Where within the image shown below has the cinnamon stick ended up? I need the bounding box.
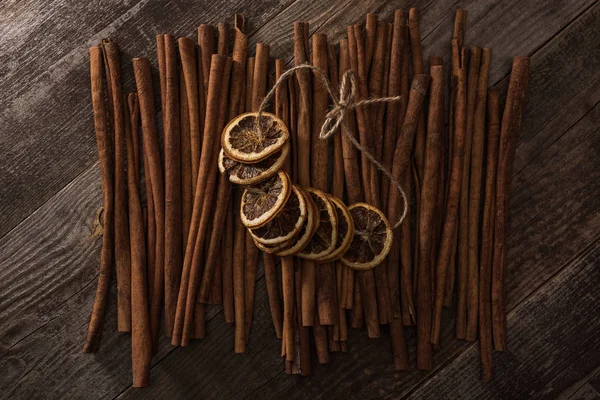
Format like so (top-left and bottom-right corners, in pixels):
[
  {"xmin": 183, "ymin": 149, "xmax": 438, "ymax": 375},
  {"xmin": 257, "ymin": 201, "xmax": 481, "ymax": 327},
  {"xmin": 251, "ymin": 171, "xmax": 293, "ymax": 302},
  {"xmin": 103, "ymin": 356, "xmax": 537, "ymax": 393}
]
[
  {"xmin": 245, "ymin": 57, "xmax": 255, "ymax": 114},
  {"xmin": 457, "ymin": 46, "xmax": 481, "ymax": 340},
  {"xmin": 311, "ymin": 34, "xmax": 336, "ymax": 327},
  {"xmin": 125, "ymin": 94, "xmax": 152, "ymax": 387},
  {"xmin": 102, "ymin": 39, "xmax": 131, "ymax": 333},
  {"xmin": 178, "ymin": 38, "xmax": 201, "ymax": 195},
  {"xmin": 198, "ymin": 24, "xmax": 215, "ymax": 96},
  {"xmin": 264, "ymin": 253, "xmax": 283, "ymax": 338},
  {"xmin": 217, "ymin": 22, "xmax": 229, "ymax": 56},
  {"xmin": 228, "ymin": 15, "xmax": 248, "ymax": 120},
  {"xmin": 233, "ymin": 188, "xmax": 246, "ymax": 353},
  {"xmin": 381, "ymin": 11, "xmax": 405, "ymax": 211},
  {"xmin": 222, "ymin": 198, "xmax": 235, "ymax": 323},
  {"xmin": 479, "ymin": 86, "xmax": 500, "ymax": 382},
  {"xmin": 174, "ymin": 54, "xmax": 226, "ymax": 346},
  {"xmin": 387, "ymin": 74, "xmax": 430, "ymax": 321},
  {"xmin": 161, "ymin": 34, "xmax": 182, "ymax": 338},
  {"xmin": 338, "ymin": 39, "xmax": 358, "ymax": 311},
  {"xmin": 282, "ymin": 256, "xmax": 295, "ymax": 361},
  {"xmin": 294, "ymin": 22, "xmax": 315, "ymax": 327},
  {"xmin": 132, "ymin": 57, "xmax": 165, "ymax": 349},
  {"xmin": 466, "ymin": 48, "xmax": 491, "ymax": 341},
  {"xmin": 445, "ymin": 11, "xmax": 467, "ymax": 307},
  {"xmin": 408, "ymin": 8, "xmax": 426, "ymax": 180},
  {"xmin": 417, "ymin": 64, "xmax": 444, "ymax": 370},
  {"xmin": 244, "ymin": 230, "xmax": 259, "ymax": 342},
  {"xmin": 348, "ymin": 25, "xmax": 380, "ymax": 338},
  {"xmin": 83, "ymin": 46, "xmax": 114, "ymax": 353},
  {"xmin": 364, "ymin": 13, "xmax": 378, "ymax": 73},
  {"xmin": 492, "ymin": 56, "xmax": 530, "ymax": 351},
  {"xmin": 180, "ymin": 69, "xmax": 193, "ymax": 253},
  {"xmin": 197, "ymin": 56, "xmax": 233, "ymax": 303},
  {"xmin": 295, "ymin": 263, "xmax": 312, "ymax": 375},
  {"xmin": 368, "ymin": 21, "xmax": 391, "ymax": 325},
  {"xmin": 432, "ymin": 47, "xmax": 467, "ymax": 345}
]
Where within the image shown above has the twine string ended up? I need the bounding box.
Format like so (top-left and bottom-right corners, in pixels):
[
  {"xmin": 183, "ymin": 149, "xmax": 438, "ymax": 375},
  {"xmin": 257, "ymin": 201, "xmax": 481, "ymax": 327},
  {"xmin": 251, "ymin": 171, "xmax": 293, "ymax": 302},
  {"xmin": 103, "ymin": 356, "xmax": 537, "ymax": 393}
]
[{"xmin": 256, "ymin": 64, "xmax": 407, "ymax": 229}]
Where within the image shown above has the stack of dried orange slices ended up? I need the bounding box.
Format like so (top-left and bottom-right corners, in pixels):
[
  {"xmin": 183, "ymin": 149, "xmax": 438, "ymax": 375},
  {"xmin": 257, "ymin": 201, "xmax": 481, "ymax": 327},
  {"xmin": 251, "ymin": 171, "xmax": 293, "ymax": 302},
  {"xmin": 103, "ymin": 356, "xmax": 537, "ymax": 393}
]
[{"xmin": 219, "ymin": 111, "xmax": 393, "ymax": 270}]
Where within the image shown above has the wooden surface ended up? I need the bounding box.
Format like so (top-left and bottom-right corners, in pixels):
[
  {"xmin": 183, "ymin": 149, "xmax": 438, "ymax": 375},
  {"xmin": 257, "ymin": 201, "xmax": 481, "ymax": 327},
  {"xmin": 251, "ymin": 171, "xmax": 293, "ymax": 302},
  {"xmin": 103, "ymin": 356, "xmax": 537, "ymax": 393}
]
[{"xmin": 0, "ymin": 0, "xmax": 599, "ymax": 398}]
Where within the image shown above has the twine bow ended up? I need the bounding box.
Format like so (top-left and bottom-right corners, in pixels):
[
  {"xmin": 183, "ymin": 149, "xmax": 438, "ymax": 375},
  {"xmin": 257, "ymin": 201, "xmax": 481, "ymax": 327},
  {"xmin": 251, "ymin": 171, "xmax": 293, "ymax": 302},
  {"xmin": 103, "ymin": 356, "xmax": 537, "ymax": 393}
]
[{"xmin": 257, "ymin": 64, "xmax": 408, "ymax": 229}]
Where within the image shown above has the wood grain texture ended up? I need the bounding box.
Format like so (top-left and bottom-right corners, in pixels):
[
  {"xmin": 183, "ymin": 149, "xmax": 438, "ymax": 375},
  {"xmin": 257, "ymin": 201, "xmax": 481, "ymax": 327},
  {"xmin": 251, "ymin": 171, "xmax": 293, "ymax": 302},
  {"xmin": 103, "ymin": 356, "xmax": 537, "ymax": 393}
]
[{"xmin": 0, "ymin": 0, "xmax": 599, "ymax": 398}]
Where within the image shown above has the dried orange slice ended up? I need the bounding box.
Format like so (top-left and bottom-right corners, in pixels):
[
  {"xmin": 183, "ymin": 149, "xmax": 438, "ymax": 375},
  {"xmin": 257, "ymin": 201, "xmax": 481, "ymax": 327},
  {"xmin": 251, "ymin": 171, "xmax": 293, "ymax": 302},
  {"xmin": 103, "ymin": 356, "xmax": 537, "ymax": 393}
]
[
  {"xmin": 222, "ymin": 112, "xmax": 289, "ymax": 163},
  {"xmin": 253, "ymin": 238, "xmax": 293, "ymax": 254},
  {"xmin": 240, "ymin": 171, "xmax": 291, "ymax": 228},
  {"xmin": 218, "ymin": 142, "xmax": 289, "ymax": 185},
  {"xmin": 250, "ymin": 185, "xmax": 307, "ymax": 245},
  {"xmin": 341, "ymin": 203, "xmax": 393, "ymax": 270},
  {"xmin": 316, "ymin": 195, "xmax": 355, "ymax": 263},
  {"xmin": 275, "ymin": 188, "xmax": 319, "ymax": 257},
  {"xmin": 297, "ymin": 188, "xmax": 338, "ymax": 260}
]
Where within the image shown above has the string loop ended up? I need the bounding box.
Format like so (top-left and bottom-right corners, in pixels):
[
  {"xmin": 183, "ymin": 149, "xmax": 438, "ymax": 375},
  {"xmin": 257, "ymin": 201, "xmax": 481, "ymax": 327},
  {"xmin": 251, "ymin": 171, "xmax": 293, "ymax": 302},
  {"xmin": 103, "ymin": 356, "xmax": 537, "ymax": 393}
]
[{"xmin": 257, "ymin": 64, "xmax": 408, "ymax": 229}]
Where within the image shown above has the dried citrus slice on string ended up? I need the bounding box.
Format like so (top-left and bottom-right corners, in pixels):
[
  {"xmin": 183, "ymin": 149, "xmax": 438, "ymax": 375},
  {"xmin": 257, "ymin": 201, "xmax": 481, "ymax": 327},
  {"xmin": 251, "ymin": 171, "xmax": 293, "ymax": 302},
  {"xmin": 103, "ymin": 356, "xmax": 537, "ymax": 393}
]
[
  {"xmin": 250, "ymin": 185, "xmax": 307, "ymax": 245},
  {"xmin": 253, "ymin": 238, "xmax": 293, "ymax": 254},
  {"xmin": 240, "ymin": 171, "xmax": 291, "ymax": 228},
  {"xmin": 275, "ymin": 188, "xmax": 319, "ymax": 257},
  {"xmin": 316, "ymin": 195, "xmax": 355, "ymax": 263},
  {"xmin": 341, "ymin": 203, "xmax": 393, "ymax": 270},
  {"xmin": 218, "ymin": 142, "xmax": 289, "ymax": 185},
  {"xmin": 222, "ymin": 112, "xmax": 289, "ymax": 163},
  {"xmin": 297, "ymin": 188, "xmax": 338, "ymax": 260}
]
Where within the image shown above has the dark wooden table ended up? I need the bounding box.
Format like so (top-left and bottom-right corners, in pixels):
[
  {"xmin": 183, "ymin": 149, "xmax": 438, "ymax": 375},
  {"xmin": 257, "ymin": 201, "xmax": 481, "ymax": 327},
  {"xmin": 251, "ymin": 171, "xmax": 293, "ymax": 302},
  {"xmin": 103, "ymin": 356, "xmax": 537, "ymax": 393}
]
[{"xmin": 1, "ymin": 0, "xmax": 599, "ymax": 398}]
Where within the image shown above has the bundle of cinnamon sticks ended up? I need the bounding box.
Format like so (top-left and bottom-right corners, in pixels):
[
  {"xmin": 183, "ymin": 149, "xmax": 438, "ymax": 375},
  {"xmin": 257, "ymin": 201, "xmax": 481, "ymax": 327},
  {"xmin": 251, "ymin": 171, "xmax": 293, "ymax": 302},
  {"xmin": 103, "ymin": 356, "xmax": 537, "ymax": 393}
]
[{"xmin": 84, "ymin": 8, "xmax": 529, "ymax": 387}]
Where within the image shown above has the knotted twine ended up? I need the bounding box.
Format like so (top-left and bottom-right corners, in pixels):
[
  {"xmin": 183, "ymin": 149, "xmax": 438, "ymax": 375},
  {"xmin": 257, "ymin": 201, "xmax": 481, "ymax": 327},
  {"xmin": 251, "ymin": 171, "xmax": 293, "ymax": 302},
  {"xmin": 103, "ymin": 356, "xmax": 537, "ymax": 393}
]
[{"xmin": 256, "ymin": 64, "xmax": 407, "ymax": 229}]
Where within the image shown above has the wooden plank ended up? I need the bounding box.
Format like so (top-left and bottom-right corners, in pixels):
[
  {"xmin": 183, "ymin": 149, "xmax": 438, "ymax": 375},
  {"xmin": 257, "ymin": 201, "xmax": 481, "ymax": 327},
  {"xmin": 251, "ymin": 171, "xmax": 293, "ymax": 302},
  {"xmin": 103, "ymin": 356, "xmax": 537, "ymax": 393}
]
[
  {"xmin": 0, "ymin": 0, "xmax": 294, "ymax": 239},
  {"xmin": 406, "ymin": 237, "xmax": 600, "ymax": 399}
]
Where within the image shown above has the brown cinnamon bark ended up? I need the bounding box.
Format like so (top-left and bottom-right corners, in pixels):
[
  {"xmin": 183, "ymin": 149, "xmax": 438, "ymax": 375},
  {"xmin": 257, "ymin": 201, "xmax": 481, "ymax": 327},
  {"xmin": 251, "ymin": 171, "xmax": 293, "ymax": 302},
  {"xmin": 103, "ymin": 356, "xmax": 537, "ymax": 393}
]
[
  {"xmin": 466, "ymin": 48, "xmax": 491, "ymax": 341},
  {"xmin": 293, "ymin": 22, "xmax": 315, "ymax": 327},
  {"xmin": 387, "ymin": 74, "xmax": 430, "ymax": 322},
  {"xmin": 310, "ymin": 34, "xmax": 336, "ymax": 327},
  {"xmin": 178, "ymin": 38, "xmax": 201, "ymax": 195},
  {"xmin": 282, "ymin": 256, "xmax": 295, "ymax": 361},
  {"xmin": 386, "ymin": 27, "xmax": 409, "ymax": 365},
  {"xmin": 161, "ymin": 34, "xmax": 182, "ymax": 338},
  {"xmin": 125, "ymin": 94, "xmax": 152, "ymax": 387},
  {"xmin": 417, "ymin": 65, "xmax": 444, "ymax": 370},
  {"xmin": 102, "ymin": 39, "xmax": 131, "ymax": 333},
  {"xmin": 180, "ymin": 70, "xmax": 192, "ymax": 253},
  {"xmin": 364, "ymin": 13, "xmax": 378, "ymax": 73},
  {"xmin": 348, "ymin": 25, "xmax": 380, "ymax": 338},
  {"xmin": 492, "ymin": 56, "xmax": 530, "ymax": 351},
  {"xmin": 83, "ymin": 46, "xmax": 114, "ymax": 353},
  {"xmin": 457, "ymin": 46, "xmax": 481, "ymax": 340},
  {"xmin": 368, "ymin": 21, "xmax": 391, "ymax": 325},
  {"xmin": 217, "ymin": 22, "xmax": 229, "ymax": 56},
  {"xmin": 233, "ymin": 189, "xmax": 246, "ymax": 353},
  {"xmin": 251, "ymin": 44, "xmax": 270, "ymax": 111},
  {"xmin": 338, "ymin": 39, "xmax": 358, "ymax": 311},
  {"xmin": 480, "ymin": 86, "xmax": 500, "ymax": 382},
  {"xmin": 381, "ymin": 11, "xmax": 405, "ymax": 211},
  {"xmin": 228, "ymin": 17, "xmax": 248, "ymax": 120},
  {"xmin": 175, "ymin": 54, "xmax": 226, "ymax": 346},
  {"xmin": 445, "ymin": 11, "xmax": 467, "ymax": 307},
  {"xmin": 432, "ymin": 47, "xmax": 467, "ymax": 345},
  {"xmin": 132, "ymin": 57, "xmax": 165, "ymax": 350},
  {"xmin": 263, "ymin": 253, "xmax": 283, "ymax": 338},
  {"xmin": 222, "ymin": 199, "xmax": 234, "ymax": 323},
  {"xmin": 244, "ymin": 230, "xmax": 260, "ymax": 342},
  {"xmin": 198, "ymin": 56, "xmax": 233, "ymax": 304},
  {"xmin": 408, "ymin": 8, "xmax": 426, "ymax": 181},
  {"xmin": 198, "ymin": 24, "xmax": 215, "ymax": 96}
]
